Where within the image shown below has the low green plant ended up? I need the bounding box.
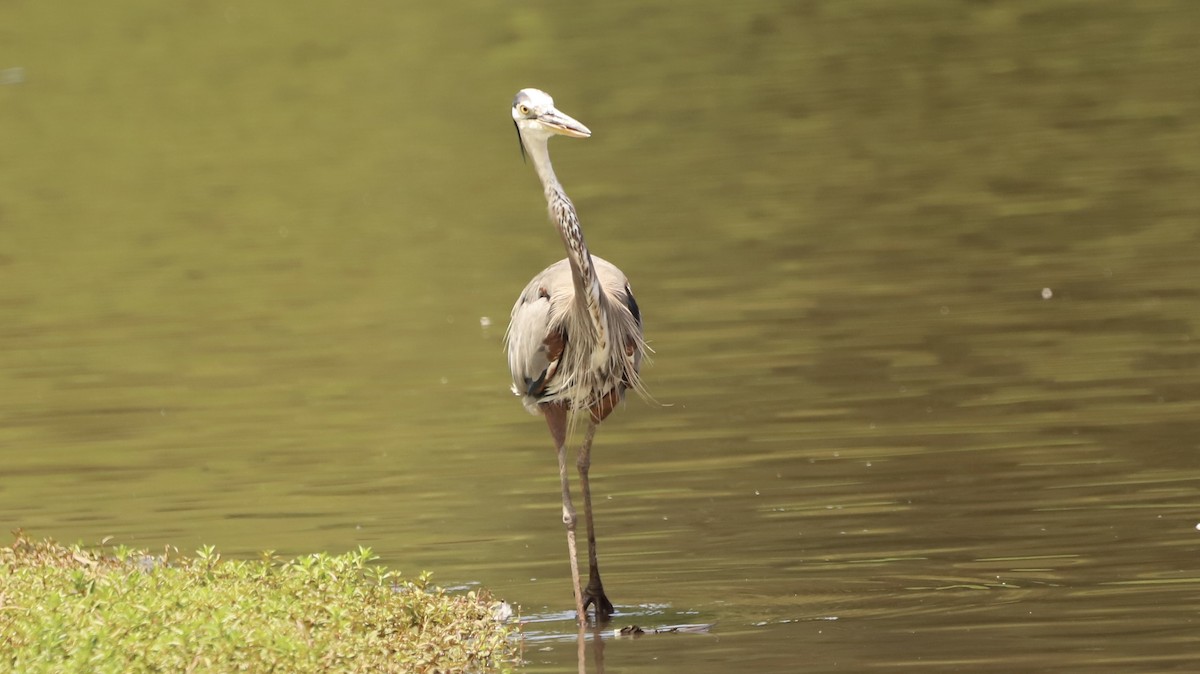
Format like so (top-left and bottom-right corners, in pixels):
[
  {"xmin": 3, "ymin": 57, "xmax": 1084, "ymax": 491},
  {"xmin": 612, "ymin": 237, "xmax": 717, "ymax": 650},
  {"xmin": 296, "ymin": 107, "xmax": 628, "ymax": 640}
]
[{"xmin": 0, "ymin": 531, "xmax": 517, "ymax": 673}]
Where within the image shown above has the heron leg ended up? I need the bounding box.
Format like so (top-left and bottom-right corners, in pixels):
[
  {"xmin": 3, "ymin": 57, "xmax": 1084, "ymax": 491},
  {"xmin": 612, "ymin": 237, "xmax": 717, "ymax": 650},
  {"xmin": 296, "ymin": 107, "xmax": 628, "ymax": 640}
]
[
  {"xmin": 578, "ymin": 420, "xmax": 615, "ymax": 619},
  {"xmin": 545, "ymin": 405, "xmax": 586, "ymax": 623}
]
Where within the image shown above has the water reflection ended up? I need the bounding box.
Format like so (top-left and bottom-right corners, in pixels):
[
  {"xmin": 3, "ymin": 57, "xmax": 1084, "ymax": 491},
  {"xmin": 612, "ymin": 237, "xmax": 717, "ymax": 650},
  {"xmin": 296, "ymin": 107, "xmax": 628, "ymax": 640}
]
[{"xmin": 521, "ymin": 614, "xmax": 714, "ymax": 674}]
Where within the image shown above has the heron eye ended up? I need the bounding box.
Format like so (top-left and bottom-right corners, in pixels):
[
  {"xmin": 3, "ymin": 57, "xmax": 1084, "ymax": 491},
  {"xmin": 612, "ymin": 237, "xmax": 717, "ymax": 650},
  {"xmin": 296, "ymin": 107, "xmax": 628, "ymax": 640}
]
[{"xmin": 518, "ymin": 104, "xmax": 530, "ymax": 115}]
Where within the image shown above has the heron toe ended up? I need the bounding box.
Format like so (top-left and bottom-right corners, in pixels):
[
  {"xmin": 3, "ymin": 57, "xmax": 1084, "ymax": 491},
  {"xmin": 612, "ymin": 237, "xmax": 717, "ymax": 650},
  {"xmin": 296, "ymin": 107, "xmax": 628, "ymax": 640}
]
[{"xmin": 583, "ymin": 584, "xmax": 615, "ymax": 619}]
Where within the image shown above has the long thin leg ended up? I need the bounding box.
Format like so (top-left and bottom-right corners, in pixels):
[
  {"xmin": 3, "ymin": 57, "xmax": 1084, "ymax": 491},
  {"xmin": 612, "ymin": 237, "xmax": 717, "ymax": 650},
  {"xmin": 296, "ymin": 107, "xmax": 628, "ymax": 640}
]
[
  {"xmin": 578, "ymin": 420, "xmax": 615, "ymax": 619},
  {"xmin": 545, "ymin": 404, "xmax": 586, "ymax": 622}
]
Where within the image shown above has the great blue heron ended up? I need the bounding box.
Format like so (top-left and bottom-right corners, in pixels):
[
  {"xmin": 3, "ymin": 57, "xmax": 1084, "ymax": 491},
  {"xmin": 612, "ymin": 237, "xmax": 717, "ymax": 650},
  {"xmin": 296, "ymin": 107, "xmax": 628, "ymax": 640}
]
[{"xmin": 504, "ymin": 88, "xmax": 646, "ymax": 622}]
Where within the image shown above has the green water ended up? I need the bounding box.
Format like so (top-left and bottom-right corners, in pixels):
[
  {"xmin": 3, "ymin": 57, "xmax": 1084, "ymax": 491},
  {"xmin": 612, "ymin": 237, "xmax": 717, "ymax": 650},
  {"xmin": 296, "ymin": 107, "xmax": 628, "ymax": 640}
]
[{"xmin": 3, "ymin": 1, "xmax": 1199, "ymax": 671}]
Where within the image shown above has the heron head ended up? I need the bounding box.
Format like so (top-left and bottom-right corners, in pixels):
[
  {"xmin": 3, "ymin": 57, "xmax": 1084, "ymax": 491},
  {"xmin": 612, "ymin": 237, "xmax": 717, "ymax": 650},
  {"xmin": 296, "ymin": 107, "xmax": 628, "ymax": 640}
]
[{"xmin": 512, "ymin": 89, "xmax": 591, "ymax": 160}]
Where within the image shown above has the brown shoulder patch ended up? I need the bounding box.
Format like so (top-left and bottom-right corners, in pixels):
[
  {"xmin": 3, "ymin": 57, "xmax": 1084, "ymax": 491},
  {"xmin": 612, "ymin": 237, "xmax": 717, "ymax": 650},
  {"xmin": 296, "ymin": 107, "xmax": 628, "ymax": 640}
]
[{"xmin": 529, "ymin": 329, "xmax": 566, "ymax": 398}]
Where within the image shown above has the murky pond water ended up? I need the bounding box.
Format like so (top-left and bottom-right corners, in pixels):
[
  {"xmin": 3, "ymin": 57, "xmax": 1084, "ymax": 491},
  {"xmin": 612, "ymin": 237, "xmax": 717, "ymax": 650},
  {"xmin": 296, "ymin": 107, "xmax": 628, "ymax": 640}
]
[{"xmin": 3, "ymin": 1, "xmax": 1199, "ymax": 671}]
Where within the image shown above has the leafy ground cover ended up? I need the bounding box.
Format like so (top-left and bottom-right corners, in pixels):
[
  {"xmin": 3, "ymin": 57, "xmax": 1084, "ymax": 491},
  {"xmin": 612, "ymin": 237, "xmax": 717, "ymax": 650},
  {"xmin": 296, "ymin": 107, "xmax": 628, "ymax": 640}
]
[{"xmin": 0, "ymin": 532, "xmax": 516, "ymax": 673}]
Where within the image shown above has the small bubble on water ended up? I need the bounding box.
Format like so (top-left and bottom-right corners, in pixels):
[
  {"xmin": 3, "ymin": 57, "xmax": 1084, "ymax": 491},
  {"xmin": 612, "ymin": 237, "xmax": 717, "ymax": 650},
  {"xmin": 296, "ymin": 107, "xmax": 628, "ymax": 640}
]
[
  {"xmin": 1041, "ymin": 287, "xmax": 1053, "ymax": 300},
  {"xmin": 939, "ymin": 305, "xmax": 950, "ymax": 315},
  {"xmin": 1195, "ymin": 523, "xmax": 1200, "ymax": 531},
  {"xmin": 479, "ymin": 316, "xmax": 492, "ymax": 327},
  {"xmin": 0, "ymin": 67, "xmax": 25, "ymax": 85}
]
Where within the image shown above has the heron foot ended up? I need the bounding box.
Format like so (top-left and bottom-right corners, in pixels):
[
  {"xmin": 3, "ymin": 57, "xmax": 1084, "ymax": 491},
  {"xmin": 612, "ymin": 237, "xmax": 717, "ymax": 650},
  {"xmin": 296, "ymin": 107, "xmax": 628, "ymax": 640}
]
[{"xmin": 582, "ymin": 582, "xmax": 615, "ymax": 620}]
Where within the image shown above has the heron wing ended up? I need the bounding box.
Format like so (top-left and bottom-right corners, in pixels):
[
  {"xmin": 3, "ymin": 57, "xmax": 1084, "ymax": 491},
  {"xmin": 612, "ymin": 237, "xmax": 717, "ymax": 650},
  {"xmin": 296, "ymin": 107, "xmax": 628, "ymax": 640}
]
[{"xmin": 506, "ymin": 261, "xmax": 573, "ymax": 413}]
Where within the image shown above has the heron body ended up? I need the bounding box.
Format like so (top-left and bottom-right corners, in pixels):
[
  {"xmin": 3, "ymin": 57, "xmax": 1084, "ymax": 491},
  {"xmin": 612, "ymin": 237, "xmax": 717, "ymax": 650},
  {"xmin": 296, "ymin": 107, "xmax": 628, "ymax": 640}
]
[
  {"xmin": 503, "ymin": 88, "xmax": 646, "ymax": 622},
  {"xmin": 508, "ymin": 256, "xmax": 642, "ymax": 417}
]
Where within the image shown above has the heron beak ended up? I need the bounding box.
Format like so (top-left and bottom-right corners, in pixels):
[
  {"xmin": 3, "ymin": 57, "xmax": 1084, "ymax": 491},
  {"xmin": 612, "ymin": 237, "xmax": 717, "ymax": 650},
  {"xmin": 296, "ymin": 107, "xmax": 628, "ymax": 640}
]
[{"xmin": 539, "ymin": 108, "xmax": 591, "ymax": 138}]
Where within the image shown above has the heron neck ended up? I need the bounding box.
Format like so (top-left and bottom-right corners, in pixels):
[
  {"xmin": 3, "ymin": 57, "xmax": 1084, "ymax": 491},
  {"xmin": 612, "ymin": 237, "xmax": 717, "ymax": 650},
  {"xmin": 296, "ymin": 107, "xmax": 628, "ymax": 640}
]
[
  {"xmin": 526, "ymin": 138, "xmax": 560, "ymax": 196},
  {"xmin": 527, "ymin": 138, "xmax": 606, "ymax": 332}
]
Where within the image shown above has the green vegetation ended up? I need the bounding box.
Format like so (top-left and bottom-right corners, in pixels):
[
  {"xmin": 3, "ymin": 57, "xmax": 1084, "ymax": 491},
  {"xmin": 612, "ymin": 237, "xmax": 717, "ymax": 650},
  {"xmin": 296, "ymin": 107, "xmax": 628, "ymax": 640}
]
[{"xmin": 0, "ymin": 532, "xmax": 517, "ymax": 673}]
